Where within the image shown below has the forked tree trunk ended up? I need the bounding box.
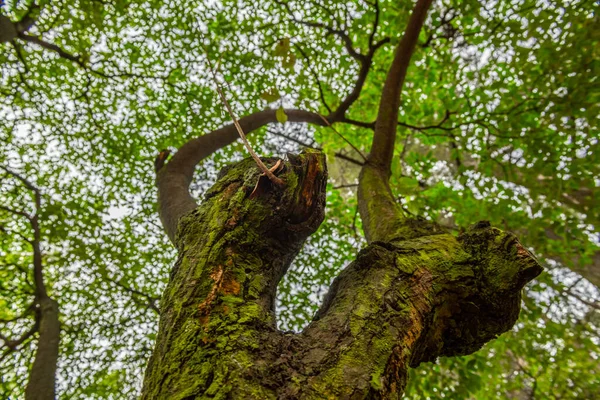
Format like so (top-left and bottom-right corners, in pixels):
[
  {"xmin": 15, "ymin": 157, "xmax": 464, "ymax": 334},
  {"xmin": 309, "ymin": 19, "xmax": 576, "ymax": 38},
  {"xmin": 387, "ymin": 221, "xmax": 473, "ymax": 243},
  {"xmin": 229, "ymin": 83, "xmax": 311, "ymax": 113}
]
[{"xmin": 142, "ymin": 151, "xmax": 541, "ymax": 399}]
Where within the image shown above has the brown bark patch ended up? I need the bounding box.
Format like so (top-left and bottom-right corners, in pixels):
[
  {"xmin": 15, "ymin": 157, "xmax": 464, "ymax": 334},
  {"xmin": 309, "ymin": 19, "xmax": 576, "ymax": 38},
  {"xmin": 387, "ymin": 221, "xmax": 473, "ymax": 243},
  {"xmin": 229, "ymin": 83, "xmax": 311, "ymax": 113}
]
[
  {"xmin": 198, "ymin": 266, "xmax": 225, "ymax": 323},
  {"xmin": 301, "ymin": 157, "xmax": 321, "ymax": 209}
]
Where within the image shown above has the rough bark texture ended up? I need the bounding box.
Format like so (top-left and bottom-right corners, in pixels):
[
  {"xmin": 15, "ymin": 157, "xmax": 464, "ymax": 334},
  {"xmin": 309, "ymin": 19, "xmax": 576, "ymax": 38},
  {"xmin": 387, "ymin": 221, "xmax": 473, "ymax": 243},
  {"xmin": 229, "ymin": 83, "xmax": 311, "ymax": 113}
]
[
  {"xmin": 143, "ymin": 150, "xmax": 328, "ymax": 398},
  {"xmin": 145, "ymin": 1, "xmax": 543, "ymax": 398},
  {"xmin": 156, "ymin": 109, "xmax": 326, "ymax": 243},
  {"xmin": 143, "ymin": 152, "xmax": 542, "ymax": 399}
]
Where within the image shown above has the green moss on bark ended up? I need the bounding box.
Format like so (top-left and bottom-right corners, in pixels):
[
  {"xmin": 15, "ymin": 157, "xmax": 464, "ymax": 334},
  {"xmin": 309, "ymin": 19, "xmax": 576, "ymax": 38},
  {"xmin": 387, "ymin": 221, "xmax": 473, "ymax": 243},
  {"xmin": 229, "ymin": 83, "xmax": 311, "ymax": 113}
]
[
  {"xmin": 142, "ymin": 151, "xmax": 327, "ymax": 399},
  {"xmin": 143, "ymin": 152, "xmax": 541, "ymax": 399}
]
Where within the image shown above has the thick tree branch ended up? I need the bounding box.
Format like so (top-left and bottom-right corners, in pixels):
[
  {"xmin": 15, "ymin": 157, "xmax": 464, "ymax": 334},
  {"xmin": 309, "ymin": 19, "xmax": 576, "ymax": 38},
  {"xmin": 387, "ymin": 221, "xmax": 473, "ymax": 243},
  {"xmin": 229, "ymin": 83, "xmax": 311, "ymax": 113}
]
[
  {"xmin": 358, "ymin": 0, "xmax": 433, "ymax": 243},
  {"xmin": 144, "ymin": 157, "xmax": 542, "ymax": 398},
  {"xmin": 369, "ymin": 0, "xmax": 433, "ymax": 173},
  {"xmin": 301, "ymin": 226, "xmax": 541, "ymax": 397},
  {"xmin": 143, "ymin": 152, "xmax": 328, "ymax": 397}
]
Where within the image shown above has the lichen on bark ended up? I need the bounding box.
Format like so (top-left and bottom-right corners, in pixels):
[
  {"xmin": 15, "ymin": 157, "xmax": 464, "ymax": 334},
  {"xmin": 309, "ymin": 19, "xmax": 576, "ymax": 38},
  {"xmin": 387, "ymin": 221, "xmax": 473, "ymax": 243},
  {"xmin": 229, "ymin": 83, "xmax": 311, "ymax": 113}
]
[
  {"xmin": 142, "ymin": 150, "xmax": 327, "ymax": 399},
  {"xmin": 143, "ymin": 150, "xmax": 542, "ymax": 399}
]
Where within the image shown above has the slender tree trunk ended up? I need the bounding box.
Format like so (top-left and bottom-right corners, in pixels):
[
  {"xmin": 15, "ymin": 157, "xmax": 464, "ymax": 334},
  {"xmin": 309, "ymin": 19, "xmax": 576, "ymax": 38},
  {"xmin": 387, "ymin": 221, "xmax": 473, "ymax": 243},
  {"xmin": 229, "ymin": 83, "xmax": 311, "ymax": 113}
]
[
  {"xmin": 0, "ymin": 167, "xmax": 61, "ymax": 400},
  {"xmin": 25, "ymin": 297, "xmax": 60, "ymax": 400}
]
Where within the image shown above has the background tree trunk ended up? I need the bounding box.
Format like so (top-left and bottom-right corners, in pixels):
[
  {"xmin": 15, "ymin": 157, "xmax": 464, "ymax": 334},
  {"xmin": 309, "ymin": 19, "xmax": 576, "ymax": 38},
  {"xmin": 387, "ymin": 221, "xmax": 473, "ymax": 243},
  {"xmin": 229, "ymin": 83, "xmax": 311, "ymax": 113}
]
[{"xmin": 24, "ymin": 297, "xmax": 60, "ymax": 400}]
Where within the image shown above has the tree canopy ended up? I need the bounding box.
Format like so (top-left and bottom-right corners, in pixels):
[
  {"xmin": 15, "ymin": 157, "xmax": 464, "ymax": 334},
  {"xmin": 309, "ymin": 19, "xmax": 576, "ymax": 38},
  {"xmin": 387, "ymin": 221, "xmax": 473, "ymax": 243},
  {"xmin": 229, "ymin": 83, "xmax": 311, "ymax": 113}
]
[{"xmin": 0, "ymin": 0, "xmax": 598, "ymax": 398}]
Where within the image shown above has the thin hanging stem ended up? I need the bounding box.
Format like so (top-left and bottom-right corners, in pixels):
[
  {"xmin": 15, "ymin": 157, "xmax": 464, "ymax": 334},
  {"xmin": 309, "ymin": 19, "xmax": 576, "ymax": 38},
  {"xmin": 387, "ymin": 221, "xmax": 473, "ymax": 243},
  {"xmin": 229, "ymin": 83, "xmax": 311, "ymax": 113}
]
[{"xmin": 203, "ymin": 47, "xmax": 284, "ymax": 187}]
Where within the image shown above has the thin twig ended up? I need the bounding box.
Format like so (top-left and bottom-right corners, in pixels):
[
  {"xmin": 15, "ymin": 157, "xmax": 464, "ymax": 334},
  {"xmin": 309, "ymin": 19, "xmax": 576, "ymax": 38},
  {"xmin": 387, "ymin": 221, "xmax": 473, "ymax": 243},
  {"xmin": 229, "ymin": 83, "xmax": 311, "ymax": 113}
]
[
  {"xmin": 317, "ymin": 113, "xmax": 367, "ymax": 161},
  {"xmin": 203, "ymin": 46, "xmax": 284, "ymax": 187},
  {"xmin": 333, "ymin": 183, "xmax": 358, "ymax": 189},
  {"xmin": 268, "ymin": 129, "xmax": 364, "ymax": 166}
]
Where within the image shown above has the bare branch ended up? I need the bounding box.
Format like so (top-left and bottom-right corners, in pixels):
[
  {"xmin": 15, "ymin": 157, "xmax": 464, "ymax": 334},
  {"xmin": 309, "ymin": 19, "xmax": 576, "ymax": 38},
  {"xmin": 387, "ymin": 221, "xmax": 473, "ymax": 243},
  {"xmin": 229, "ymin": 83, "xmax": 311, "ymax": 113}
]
[
  {"xmin": 275, "ymin": 0, "xmax": 363, "ymax": 60},
  {"xmin": 268, "ymin": 129, "xmax": 364, "ymax": 167},
  {"xmin": 106, "ymin": 276, "xmax": 160, "ymax": 314},
  {"xmin": 17, "ymin": 33, "xmax": 84, "ymax": 66},
  {"xmin": 293, "ymin": 43, "xmax": 332, "ymax": 113},
  {"xmin": 204, "ymin": 48, "xmax": 284, "ymax": 187}
]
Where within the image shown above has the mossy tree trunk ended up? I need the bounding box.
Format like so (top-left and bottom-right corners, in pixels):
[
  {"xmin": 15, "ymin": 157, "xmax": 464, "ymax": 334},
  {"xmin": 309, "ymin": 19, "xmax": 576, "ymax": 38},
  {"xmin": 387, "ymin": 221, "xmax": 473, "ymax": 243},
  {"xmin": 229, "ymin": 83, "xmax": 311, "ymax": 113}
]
[
  {"xmin": 144, "ymin": 0, "xmax": 542, "ymax": 397},
  {"xmin": 143, "ymin": 151, "xmax": 540, "ymax": 399}
]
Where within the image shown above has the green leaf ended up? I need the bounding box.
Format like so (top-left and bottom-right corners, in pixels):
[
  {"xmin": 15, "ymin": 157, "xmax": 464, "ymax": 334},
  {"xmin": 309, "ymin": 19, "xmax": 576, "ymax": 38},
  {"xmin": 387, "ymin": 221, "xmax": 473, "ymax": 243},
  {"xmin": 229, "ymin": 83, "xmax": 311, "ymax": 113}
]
[
  {"xmin": 282, "ymin": 53, "xmax": 296, "ymax": 69},
  {"xmin": 273, "ymin": 38, "xmax": 290, "ymax": 57},
  {"xmin": 260, "ymin": 88, "xmax": 280, "ymax": 102},
  {"xmin": 276, "ymin": 106, "xmax": 288, "ymax": 123},
  {"xmin": 397, "ymin": 177, "xmax": 420, "ymax": 195}
]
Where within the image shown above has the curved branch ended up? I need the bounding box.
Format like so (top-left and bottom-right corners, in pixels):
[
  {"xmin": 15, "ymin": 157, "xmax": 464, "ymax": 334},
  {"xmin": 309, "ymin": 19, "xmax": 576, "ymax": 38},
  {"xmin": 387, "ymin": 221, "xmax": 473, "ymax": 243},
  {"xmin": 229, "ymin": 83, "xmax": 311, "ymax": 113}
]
[{"xmin": 156, "ymin": 1, "xmax": 391, "ymax": 244}]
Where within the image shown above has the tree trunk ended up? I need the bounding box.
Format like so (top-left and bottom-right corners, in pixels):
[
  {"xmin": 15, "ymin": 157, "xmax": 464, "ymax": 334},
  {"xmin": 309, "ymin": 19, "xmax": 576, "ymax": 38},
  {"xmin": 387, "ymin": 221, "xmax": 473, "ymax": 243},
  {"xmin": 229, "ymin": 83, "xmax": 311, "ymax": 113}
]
[
  {"xmin": 142, "ymin": 151, "xmax": 541, "ymax": 399},
  {"xmin": 24, "ymin": 297, "xmax": 60, "ymax": 400}
]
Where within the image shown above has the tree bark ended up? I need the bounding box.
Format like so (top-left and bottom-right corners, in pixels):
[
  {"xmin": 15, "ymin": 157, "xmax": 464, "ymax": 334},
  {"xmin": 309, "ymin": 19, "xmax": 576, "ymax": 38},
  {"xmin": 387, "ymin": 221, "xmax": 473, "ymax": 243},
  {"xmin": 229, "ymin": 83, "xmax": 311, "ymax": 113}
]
[
  {"xmin": 142, "ymin": 153, "xmax": 541, "ymax": 398},
  {"xmin": 145, "ymin": 1, "xmax": 542, "ymax": 397},
  {"xmin": 358, "ymin": 0, "xmax": 433, "ymax": 244},
  {"xmin": 1, "ymin": 167, "xmax": 62, "ymax": 400},
  {"xmin": 24, "ymin": 297, "xmax": 60, "ymax": 400},
  {"xmin": 156, "ymin": 109, "xmax": 326, "ymax": 243}
]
